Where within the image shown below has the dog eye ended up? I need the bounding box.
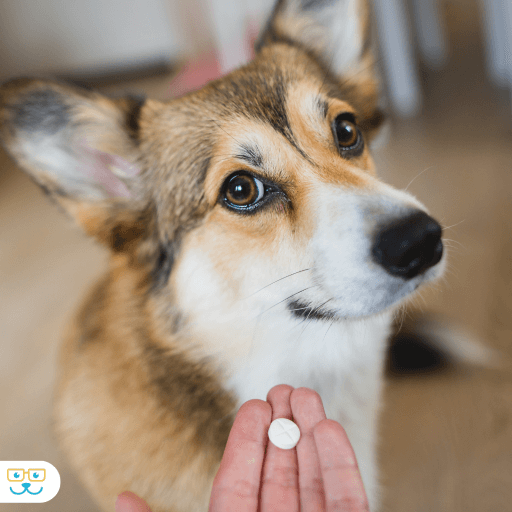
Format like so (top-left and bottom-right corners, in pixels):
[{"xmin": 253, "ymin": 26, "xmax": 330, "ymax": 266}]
[
  {"xmin": 224, "ymin": 173, "xmax": 265, "ymax": 208},
  {"xmin": 332, "ymin": 114, "xmax": 363, "ymax": 156}
]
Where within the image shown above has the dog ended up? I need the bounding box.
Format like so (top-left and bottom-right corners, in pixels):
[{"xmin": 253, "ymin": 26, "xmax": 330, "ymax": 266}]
[{"xmin": 0, "ymin": 0, "xmax": 447, "ymax": 510}]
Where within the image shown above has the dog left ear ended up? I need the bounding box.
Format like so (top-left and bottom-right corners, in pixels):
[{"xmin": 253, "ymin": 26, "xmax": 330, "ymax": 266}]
[
  {"xmin": 0, "ymin": 78, "xmax": 151, "ymax": 250},
  {"xmin": 258, "ymin": 0, "xmax": 383, "ymax": 130}
]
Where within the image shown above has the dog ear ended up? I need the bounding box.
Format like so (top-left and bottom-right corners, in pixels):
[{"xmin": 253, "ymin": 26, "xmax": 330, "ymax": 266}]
[
  {"xmin": 258, "ymin": 0, "xmax": 383, "ymax": 130},
  {"xmin": 0, "ymin": 78, "xmax": 152, "ymax": 250}
]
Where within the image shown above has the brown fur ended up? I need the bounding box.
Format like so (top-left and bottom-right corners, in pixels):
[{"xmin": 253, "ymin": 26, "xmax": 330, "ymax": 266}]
[{"xmin": 0, "ymin": 2, "xmax": 389, "ymax": 510}]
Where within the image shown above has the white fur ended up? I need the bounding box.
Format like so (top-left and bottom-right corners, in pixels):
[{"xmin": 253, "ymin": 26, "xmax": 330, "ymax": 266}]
[
  {"xmin": 177, "ymin": 252, "xmax": 391, "ymax": 507},
  {"xmin": 310, "ymin": 179, "xmax": 446, "ymax": 318}
]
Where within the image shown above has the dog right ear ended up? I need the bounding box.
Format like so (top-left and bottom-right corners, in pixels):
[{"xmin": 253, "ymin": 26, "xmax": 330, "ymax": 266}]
[
  {"xmin": 0, "ymin": 78, "xmax": 153, "ymax": 251},
  {"xmin": 258, "ymin": 0, "xmax": 383, "ymax": 130}
]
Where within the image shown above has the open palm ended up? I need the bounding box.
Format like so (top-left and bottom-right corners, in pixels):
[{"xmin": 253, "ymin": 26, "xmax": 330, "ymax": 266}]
[{"xmin": 116, "ymin": 385, "xmax": 369, "ymax": 512}]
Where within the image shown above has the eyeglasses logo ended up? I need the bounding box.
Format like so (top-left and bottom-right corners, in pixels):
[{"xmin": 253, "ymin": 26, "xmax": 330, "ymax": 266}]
[{"xmin": 1, "ymin": 462, "xmax": 60, "ymax": 503}]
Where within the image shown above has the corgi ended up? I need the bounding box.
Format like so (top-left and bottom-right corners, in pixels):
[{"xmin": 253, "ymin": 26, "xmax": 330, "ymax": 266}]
[{"xmin": 0, "ymin": 0, "xmax": 447, "ymax": 510}]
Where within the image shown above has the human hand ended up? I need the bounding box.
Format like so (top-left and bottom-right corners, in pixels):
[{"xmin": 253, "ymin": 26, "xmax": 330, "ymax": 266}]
[
  {"xmin": 115, "ymin": 385, "xmax": 369, "ymax": 512},
  {"xmin": 115, "ymin": 491, "xmax": 151, "ymax": 512}
]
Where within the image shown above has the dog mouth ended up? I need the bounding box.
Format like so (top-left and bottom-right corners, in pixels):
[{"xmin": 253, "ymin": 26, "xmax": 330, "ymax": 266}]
[
  {"xmin": 287, "ymin": 299, "xmax": 338, "ymax": 321},
  {"xmin": 287, "ymin": 271, "xmax": 430, "ymax": 321}
]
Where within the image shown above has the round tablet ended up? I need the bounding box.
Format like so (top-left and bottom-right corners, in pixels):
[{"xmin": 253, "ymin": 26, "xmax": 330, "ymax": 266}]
[{"xmin": 268, "ymin": 418, "xmax": 301, "ymax": 449}]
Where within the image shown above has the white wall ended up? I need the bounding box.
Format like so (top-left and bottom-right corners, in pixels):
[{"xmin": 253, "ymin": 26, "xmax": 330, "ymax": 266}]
[{"xmin": 0, "ymin": 0, "xmax": 183, "ymax": 80}]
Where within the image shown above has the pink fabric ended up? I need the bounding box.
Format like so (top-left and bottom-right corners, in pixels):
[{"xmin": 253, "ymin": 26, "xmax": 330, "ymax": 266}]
[
  {"xmin": 168, "ymin": 24, "xmax": 258, "ymax": 98},
  {"xmin": 167, "ymin": 50, "xmax": 222, "ymax": 97}
]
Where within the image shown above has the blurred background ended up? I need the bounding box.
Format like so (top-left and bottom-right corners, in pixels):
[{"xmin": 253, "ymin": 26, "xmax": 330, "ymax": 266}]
[{"xmin": 1, "ymin": 0, "xmax": 512, "ymax": 510}]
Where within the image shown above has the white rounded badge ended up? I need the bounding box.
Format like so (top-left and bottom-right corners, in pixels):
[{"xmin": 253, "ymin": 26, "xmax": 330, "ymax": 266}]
[
  {"xmin": 268, "ymin": 418, "xmax": 301, "ymax": 449},
  {"xmin": 0, "ymin": 461, "xmax": 60, "ymax": 503}
]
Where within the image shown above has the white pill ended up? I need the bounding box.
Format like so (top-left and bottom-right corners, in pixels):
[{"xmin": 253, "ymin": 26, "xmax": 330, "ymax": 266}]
[{"xmin": 268, "ymin": 418, "xmax": 301, "ymax": 449}]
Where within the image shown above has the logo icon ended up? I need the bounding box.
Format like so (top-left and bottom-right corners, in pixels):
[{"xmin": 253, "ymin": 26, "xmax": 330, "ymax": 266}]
[
  {"xmin": 8, "ymin": 468, "xmax": 46, "ymax": 495},
  {"xmin": 1, "ymin": 462, "xmax": 60, "ymax": 503}
]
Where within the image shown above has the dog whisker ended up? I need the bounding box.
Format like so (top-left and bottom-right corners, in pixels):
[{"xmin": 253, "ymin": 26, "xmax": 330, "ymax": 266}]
[
  {"xmin": 396, "ymin": 305, "xmax": 408, "ymax": 334},
  {"xmin": 259, "ymin": 286, "xmax": 317, "ymax": 316},
  {"xmin": 245, "ymin": 268, "xmax": 312, "ymax": 299},
  {"xmin": 442, "ymin": 219, "xmax": 466, "ymax": 231},
  {"xmin": 321, "ymin": 318, "xmax": 336, "ymax": 344},
  {"xmin": 404, "ymin": 166, "xmax": 434, "ymax": 193},
  {"xmin": 294, "ymin": 298, "xmax": 317, "ymax": 326},
  {"xmin": 294, "ymin": 298, "xmax": 334, "ymax": 343},
  {"xmin": 289, "ymin": 297, "xmax": 334, "ymax": 317},
  {"xmin": 442, "ymin": 238, "xmax": 466, "ymax": 253},
  {"xmin": 295, "ymin": 318, "xmax": 314, "ymax": 343},
  {"xmin": 249, "ymin": 284, "xmax": 320, "ymax": 346},
  {"xmin": 289, "ymin": 305, "xmax": 310, "ymax": 312},
  {"xmin": 209, "ymin": 119, "xmax": 245, "ymax": 149},
  {"xmin": 314, "ymin": 298, "xmax": 335, "ymax": 314},
  {"xmin": 415, "ymin": 290, "xmax": 428, "ymax": 312},
  {"xmin": 443, "ymin": 237, "xmax": 465, "ymax": 247}
]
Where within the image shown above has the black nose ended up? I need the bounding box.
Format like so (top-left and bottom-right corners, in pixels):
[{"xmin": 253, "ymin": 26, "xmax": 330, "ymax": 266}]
[{"xmin": 372, "ymin": 211, "xmax": 443, "ymax": 280}]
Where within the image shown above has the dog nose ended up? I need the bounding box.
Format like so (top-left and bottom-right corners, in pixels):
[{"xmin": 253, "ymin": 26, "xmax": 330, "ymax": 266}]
[
  {"xmin": 22, "ymin": 483, "xmax": 31, "ymax": 489},
  {"xmin": 372, "ymin": 210, "xmax": 443, "ymax": 279}
]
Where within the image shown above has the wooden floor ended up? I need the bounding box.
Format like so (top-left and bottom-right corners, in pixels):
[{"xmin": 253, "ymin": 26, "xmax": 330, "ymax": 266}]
[{"xmin": 2, "ymin": 11, "xmax": 512, "ymax": 512}]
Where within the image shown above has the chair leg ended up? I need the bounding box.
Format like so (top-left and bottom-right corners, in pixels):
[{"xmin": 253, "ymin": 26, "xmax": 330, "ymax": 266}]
[
  {"xmin": 372, "ymin": 0, "xmax": 422, "ymax": 117},
  {"xmin": 479, "ymin": 0, "xmax": 509, "ymax": 87},
  {"xmin": 410, "ymin": 0, "xmax": 447, "ymax": 68}
]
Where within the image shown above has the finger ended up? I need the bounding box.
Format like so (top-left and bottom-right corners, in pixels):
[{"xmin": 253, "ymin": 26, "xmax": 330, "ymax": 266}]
[
  {"xmin": 290, "ymin": 387, "xmax": 328, "ymax": 512},
  {"xmin": 313, "ymin": 420, "xmax": 369, "ymax": 512},
  {"xmin": 209, "ymin": 399, "xmax": 272, "ymax": 512},
  {"xmin": 260, "ymin": 384, "xmax": 299, "ymax": 512},
  {"xmin": 115, "ymin": 491, "xmax": 152, "ymax": 512}
]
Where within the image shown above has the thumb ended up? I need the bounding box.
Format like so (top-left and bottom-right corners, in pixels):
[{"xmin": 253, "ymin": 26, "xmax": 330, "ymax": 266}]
[{"xmin": 115, "ymin": 491, "xmax": 152, "ymax": 512}]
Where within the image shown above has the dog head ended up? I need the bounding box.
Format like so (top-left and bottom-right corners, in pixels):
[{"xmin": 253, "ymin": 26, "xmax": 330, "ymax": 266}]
[{"xmin": 0, "ymin": 0, "xmax": 445, "ymax": 340}]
